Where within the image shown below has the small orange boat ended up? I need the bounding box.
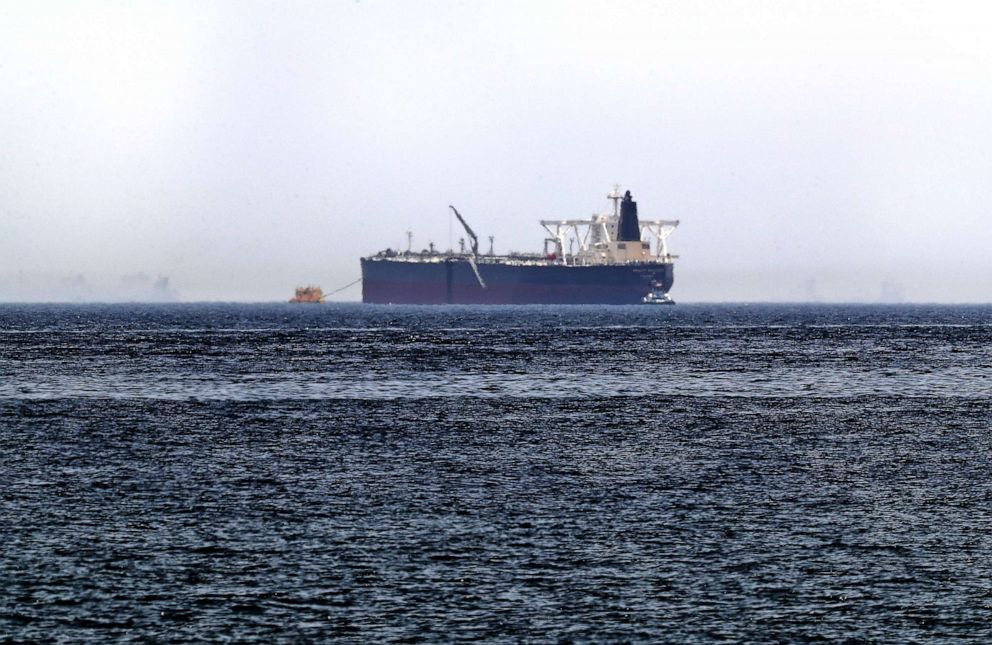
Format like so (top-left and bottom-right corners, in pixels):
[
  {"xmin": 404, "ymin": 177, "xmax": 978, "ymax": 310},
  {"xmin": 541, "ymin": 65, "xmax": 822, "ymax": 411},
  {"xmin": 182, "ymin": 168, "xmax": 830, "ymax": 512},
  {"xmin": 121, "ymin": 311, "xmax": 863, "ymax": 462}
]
[{"xmin": 289, "ymin": 286, "xmax": 325, "ymax": 303}]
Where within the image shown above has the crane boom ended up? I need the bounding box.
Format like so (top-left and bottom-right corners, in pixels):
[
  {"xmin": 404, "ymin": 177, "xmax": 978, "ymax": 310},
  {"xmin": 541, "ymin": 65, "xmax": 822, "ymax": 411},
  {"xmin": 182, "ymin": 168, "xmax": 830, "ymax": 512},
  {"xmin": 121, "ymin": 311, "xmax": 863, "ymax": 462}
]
[
  {"xmin": 449, "ymin": 205, "xmax": 479, "ymax": 256},
  {"xmin": 448, "ymin": 205, "xmax": 486, "ymax": 288}
]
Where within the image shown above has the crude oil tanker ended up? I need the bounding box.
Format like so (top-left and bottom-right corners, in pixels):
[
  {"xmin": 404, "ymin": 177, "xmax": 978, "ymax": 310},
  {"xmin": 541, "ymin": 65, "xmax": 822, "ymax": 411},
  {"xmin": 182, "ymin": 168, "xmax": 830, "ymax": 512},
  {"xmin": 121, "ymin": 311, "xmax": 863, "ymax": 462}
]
[{"xmin": 361, "ymin": 187, "xmax": 679, "ymax": 305}]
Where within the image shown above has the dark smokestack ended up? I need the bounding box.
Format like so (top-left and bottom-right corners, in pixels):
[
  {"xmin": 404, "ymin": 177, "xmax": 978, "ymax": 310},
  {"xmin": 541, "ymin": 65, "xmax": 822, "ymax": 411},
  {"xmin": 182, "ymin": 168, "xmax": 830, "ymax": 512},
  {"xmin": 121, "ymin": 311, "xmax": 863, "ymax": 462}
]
[{"xmin": 618, "ymin": 190, "xmax": 640, "ymax": 241}]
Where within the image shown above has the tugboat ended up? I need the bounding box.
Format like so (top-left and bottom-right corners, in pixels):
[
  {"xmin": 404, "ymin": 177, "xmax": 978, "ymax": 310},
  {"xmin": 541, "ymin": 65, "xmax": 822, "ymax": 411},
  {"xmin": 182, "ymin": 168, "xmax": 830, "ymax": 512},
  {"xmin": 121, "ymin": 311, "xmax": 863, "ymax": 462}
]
[
  {"xmin": 289, "ymin": 286, "xmax": 325, "ymax": 303},
  {"xmin": 642, "ymin": 281, "xmax": 675, "ymax": 305}
]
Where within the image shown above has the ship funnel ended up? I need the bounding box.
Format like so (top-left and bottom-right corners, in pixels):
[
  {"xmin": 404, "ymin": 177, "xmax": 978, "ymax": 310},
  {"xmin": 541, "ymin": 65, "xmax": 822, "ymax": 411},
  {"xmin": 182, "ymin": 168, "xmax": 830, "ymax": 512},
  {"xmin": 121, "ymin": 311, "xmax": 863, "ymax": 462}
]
[{"xmin": 618, "ymin": 190, "xmax": 640, "ymax": 241}]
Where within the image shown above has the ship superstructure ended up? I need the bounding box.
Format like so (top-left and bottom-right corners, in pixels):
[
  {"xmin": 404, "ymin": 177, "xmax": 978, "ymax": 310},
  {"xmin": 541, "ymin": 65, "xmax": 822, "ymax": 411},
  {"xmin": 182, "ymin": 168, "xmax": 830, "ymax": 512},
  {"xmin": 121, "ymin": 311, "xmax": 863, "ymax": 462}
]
[
  {"xmin": 361, "ymin": 187, "xmax": 680, "ymax": 304},
  {"xmin": 539, "ymin": 187, "xmax": 679, "ymax": 267}
]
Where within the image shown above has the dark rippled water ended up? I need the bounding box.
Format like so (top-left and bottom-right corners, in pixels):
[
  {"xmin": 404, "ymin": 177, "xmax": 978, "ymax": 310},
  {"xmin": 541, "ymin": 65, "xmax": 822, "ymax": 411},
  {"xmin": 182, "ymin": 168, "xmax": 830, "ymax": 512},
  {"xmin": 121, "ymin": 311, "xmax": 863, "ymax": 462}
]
[{"xmin": 2, "ymin": 303, "xmax": 991, "ymax": 642}]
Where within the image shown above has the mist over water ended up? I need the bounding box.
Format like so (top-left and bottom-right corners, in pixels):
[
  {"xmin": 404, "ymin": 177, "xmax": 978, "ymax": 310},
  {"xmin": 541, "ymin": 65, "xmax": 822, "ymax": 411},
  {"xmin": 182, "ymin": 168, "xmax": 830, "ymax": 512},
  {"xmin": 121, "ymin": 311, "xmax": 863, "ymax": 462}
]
[
  {"xmin": 1, "ymin": 2, "xmax": 991, "ymax": 302},
  {"xmin": 2, "ymin": 303, "xmax": 991, "ymax": 641}
]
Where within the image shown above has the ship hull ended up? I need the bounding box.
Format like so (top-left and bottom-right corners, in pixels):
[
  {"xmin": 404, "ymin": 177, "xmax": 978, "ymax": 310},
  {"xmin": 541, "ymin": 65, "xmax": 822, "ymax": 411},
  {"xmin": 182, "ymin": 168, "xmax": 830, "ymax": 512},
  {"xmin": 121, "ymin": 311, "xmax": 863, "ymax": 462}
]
[{"xmin": 361, "ymin": 258, "xmax": 674, "ymax": 304}]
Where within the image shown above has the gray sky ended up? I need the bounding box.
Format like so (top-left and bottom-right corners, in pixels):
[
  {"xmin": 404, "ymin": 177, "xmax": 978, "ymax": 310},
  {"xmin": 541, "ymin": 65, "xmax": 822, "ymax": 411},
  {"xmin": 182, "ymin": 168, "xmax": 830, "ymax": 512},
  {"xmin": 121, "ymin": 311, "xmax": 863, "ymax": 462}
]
[{"xmin": 1, "ymin": 0, "xmax": 990, "ymax": 302}]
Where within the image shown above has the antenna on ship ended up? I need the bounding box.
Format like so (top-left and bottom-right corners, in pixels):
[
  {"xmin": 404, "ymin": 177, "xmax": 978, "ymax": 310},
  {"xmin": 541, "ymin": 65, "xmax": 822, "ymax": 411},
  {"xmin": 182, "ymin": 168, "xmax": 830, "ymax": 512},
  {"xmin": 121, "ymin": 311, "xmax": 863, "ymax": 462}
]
[{"xmin": 608, "ymin": 184, "xmax": 622, "ymax": 217}]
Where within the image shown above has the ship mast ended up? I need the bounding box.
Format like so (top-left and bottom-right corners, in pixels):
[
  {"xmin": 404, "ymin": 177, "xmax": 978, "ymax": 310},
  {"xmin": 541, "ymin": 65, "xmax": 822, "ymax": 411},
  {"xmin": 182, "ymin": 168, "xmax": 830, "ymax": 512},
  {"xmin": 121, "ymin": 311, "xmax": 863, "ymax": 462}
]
[{"xmin": 608, "ymin": 184, "xmax": 622, "ymax": 217}]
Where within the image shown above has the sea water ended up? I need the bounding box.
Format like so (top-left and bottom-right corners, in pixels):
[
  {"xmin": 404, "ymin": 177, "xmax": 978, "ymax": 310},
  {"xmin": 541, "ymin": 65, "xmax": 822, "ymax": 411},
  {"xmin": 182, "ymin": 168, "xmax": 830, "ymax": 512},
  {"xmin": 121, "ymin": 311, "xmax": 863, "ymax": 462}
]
[{"xmin": 1, "ymin": 303, "xmax": 990, "ymax": 641}]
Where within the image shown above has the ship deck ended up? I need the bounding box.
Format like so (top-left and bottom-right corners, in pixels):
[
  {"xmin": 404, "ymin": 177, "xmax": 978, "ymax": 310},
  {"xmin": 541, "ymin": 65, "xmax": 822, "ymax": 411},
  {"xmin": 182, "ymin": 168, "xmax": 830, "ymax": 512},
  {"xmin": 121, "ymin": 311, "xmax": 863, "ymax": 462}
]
[{"xmin": 362, "ymin": 253, "xmax": 674, "ymax": 268}]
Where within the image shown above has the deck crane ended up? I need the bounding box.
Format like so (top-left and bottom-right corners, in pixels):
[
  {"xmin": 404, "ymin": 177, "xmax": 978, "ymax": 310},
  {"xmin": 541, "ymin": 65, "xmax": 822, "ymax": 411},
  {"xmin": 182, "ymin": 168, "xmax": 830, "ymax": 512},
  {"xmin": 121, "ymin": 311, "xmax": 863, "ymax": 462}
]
[{"xmin": 449, "ymin": 205, "xmax": 487, "ymax": 289}]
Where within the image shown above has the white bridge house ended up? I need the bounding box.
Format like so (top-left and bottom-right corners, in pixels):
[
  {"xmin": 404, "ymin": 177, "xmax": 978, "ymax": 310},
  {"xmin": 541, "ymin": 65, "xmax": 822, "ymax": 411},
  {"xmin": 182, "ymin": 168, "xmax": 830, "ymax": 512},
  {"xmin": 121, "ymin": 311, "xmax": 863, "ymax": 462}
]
[{"xmin": 540, "ymin": 187, "xmax": 679, "ymax": 266}]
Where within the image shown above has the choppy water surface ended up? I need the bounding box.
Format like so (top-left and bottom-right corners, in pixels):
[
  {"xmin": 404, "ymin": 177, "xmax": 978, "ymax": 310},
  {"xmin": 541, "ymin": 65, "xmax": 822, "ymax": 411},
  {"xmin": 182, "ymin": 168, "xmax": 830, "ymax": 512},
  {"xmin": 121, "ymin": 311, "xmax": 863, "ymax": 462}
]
[{"xmin": 1, "ymin": 303, "xmax": 990, "ymax": 642}]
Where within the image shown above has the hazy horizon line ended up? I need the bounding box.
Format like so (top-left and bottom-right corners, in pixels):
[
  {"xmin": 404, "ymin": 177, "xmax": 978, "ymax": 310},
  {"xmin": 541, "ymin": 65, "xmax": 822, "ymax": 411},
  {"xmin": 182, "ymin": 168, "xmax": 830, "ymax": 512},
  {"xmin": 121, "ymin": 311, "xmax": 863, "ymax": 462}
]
[{"xmin": 1, "ymin": 300, "xmax": 990, "ymax": 306}]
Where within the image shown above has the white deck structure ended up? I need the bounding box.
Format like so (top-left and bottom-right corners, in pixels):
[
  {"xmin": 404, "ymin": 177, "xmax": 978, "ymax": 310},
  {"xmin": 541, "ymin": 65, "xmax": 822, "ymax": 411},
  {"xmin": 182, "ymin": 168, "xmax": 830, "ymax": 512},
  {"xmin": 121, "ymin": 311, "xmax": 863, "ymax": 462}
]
[{"xmin": 539, "ymin": 186, "xmax": 679, "ymax": 266}]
